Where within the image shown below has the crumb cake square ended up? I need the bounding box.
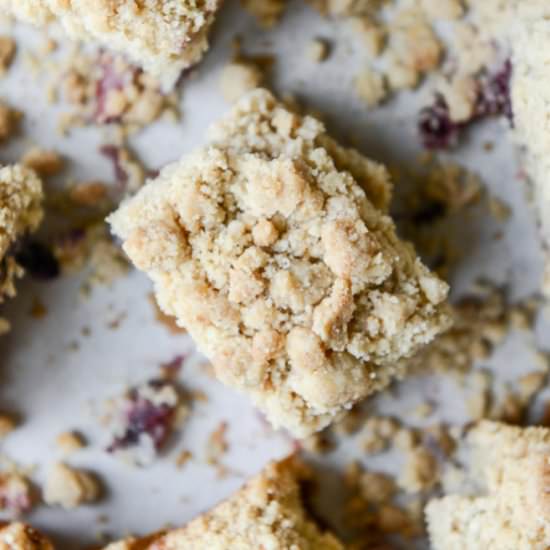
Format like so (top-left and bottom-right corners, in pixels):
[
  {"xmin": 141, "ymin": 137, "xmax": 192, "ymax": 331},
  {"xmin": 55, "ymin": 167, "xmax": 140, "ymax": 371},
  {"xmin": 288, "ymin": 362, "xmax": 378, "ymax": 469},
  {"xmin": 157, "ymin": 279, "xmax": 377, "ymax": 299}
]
[
  {"xmin": 105, "ymin": 458, "xmax": 344, "ymax": 550},
  {"xmin": 426, "ymin": 420, "xmax": 550, "ymax": 550},
  {"xmin": 109, "ymin": 88, "xmax": 451, "ymax": 437},
  {"xmin": 0, "ymin": 165, "xmax": 43, "ymax": 335},
  {"xmin": 0, "ymin": 0, "xmax": 220, "ymax": 89}
]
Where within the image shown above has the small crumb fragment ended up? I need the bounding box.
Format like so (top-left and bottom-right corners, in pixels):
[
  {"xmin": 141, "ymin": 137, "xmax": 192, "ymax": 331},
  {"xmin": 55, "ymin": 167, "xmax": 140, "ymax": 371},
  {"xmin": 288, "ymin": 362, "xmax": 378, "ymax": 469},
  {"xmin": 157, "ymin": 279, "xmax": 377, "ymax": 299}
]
[
  {"xmin": 21, "ymin": 148, "xmax": 64, "ymax": 177},
  {"xmin": 241, "ymin": 0, "xmax": 286, "ymax": 28},
  {"xmin": 175, "ymin": 450, "xmax": 193, "ymax": 469},
  {"xmin": 488, "ymin": 196, "xmax": 511, "ymax": 222},
  {"xmin": 29, "ymin": 297, "xmax": 47, "ymax": 319},
  {"xmin": 219, "ymin": 61, "xmax": 263, "ymax": 103},
  {"xmin": 399, "ymin": 446, "xmax": 439, "ymax": 493},
  {"xmin": 105, "ymin": 378, "xmax": 188, "ymax": 466},
  {"xmin": 0, "ymin": 414, "xmax": 17, "ymax": 439},
  {"xmin": 0, "ymin": 101, "xmax": 19, "ymax": 142},
  {"xmin": 0, "ymin": 36, "xmax": 16, "ymax": 74},
  {"xmin": 349, "ymin": 16, "xmax": 385, "ymax": 56},
  {"xmin": 56, "ymin": 431, "xmax": 86, "ymax": 455},
  {"xmin": 44, "ymin": 463, "xmax": 100, "ymax": 509},
  {"xmin": 0, "ymin": 471, "xmax": 34, "ymax": 515},
  {"xmin": 306, "ymin": 38, "xmax": 329, "ymax": 62},
  {"xmin": 355, "ymin": 67, "xmax": 387, "ymax": 107},
  {"xmin": 69, "ymin": 181, "xmax": 108, "ymax": 207},
  {"xmin": 205, "ymin": 422, "xmax": 228, "ymax": 466}
]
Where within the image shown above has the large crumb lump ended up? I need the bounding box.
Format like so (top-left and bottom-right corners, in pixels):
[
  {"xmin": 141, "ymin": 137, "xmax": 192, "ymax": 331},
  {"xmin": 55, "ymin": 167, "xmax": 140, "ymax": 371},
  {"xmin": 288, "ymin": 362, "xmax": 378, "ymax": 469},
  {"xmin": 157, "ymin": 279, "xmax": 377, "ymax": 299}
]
[{"xmin": 110, "ymin": 88, "xmax": 450, "ymax": 437}]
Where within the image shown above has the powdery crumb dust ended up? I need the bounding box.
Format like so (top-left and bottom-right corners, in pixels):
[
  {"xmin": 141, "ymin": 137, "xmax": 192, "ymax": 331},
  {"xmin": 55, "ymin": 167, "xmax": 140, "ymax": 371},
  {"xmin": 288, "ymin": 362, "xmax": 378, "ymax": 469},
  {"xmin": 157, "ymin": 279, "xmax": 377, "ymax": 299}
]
[
  {"xmin": 427, "ymin": 421, "xmax": 550, "ymax": 550},
  {"xmin": 43, "ymin": 463, "xmax": 100, "ymax": 510},
  {"xmin": 109, "ymin": 88, "xmax": 451, "ymax": 437},
  {"xmin": 1, "ymin": 0, "xmax": 221, "ymax": 89}
]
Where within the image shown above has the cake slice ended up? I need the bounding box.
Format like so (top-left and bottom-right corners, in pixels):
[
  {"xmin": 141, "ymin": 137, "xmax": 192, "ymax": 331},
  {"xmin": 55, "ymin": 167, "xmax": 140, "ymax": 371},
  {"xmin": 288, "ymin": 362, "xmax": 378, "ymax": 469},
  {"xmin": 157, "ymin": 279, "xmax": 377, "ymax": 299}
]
[
  {"xmin": 109, "ymin": 88, "xmax": 451, "ymax": 437},
  {"xmin": 0, "ymin": 164, "xmax": 43, "ymax": 335},
  {"xmin": 0, "ymin": 0, "xmax": 221, "ymax": 89},
  {"xmin": 426, "ymin": 420, "xmax": 550, "ymax": 550},
  {"xmin": 105, "ymin": 457, "xmax": 344, "ymax": 550}
]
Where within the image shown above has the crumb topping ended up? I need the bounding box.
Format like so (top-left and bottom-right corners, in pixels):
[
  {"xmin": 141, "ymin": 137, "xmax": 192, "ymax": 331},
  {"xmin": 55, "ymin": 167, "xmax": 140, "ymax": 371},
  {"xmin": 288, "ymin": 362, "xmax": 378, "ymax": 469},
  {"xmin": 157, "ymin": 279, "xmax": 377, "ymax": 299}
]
[{"xmin": 110, "ymin": 89, "xmax": 450, "ymax": 436}]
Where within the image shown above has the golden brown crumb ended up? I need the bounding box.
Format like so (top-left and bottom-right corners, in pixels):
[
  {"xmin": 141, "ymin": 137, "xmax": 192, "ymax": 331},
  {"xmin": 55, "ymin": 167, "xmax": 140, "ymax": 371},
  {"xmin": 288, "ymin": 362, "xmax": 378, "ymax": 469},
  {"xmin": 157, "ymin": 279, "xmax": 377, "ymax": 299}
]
[
  {"xmin": 0, "ymin": 101, "xmax": 19, "ymax": 142},
  {"xmin": 398, "ymin": 446, "xmax": 439, "ymax": 493},
  {"xmin": 0, "ymin": 36, "xmax": 16, "ymax": 74},
  {"xmin": 241, "ymin": 0, "xmax": 286, "ymax": 28},
  {"xmin": 148, "ymin": 293, "xmax": 187, "ymax": 334},
  {"xmin": 205, "ymin": 423, "xmax": 228, "ymax": 466},
  {"xmin": 69, "ymin": 181, "xmax": 108, "ymax": 207},
  {"xmin": 29, "ymin": 297, "xmax": 47, "ymax": 319},
  {"xmin": 307, "ymin": 38, "xmax": 330, "ymax": 62},
  {"xmin": 44, "ymin": 463, "xmax": 100, "ymax": 509},
  {"xmin": 56, "ymin": 432, "xmax": 86, "ymax": 455},
  {"xmin": 21, "ymin": 148, "xmax": 64, "ymax": 177},
  {"xmin": 0, "ymin": 414, "xmax": 17, "ymax": 438},
  {"xmin": 175, "ymin": 450, "xmax": 193, "ymax": 469}
]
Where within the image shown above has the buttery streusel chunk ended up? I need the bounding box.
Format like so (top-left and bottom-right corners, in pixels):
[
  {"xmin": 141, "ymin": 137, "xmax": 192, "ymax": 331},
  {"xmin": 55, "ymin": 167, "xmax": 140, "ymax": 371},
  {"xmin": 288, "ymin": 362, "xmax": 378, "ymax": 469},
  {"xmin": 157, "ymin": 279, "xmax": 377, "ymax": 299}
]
[
  {"xmin": 0, "ymin": 0, "xmax": 221, "ymax": 89},
  {"xmin": 426, "ymin": 421, "xmax": 550, "ymax": 550},
  {"xmin": 105, "ymin": 458, "xmax": 344, "ymax": 549},
  {"xmin": 109, "ymin": 88, "xmax": 451, "ymax": 436},
  {"xmin": 0, "ymin": 165, "xmax": 43, "ymax": 334}
]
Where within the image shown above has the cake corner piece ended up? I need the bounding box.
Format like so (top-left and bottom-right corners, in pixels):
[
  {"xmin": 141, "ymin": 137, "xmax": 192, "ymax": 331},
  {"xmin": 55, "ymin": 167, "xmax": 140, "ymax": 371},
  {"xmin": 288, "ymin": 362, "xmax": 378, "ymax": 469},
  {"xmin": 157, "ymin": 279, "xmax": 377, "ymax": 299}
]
[{"xmin": 109, "ymin": 88, "xmax": 451, "ymax": 437}]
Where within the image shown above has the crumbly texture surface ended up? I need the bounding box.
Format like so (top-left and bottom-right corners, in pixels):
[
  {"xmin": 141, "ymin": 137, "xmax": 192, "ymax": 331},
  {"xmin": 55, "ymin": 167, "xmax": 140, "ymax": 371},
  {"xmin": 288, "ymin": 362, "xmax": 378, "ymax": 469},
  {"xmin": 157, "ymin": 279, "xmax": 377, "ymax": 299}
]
[
  {"xmin": 426, "ymin": 421, "xmax": 550, "ymax": 550},
  {"xmin": 105, "ymin": 458, "xmax": 344, "ymax": 549},
  {"xmin": 109, "ymin": 88, "xmax": 450, "ymax": 437},
  {"xmin": 0, "ymin": 523, "xmax": 53, "ymax": 550},
  {"xmin": 1, "ymin": 0, "xmax": 221, "ymax": 89},
  {"xmin": 0, "ymin": 165, "xmax": 43, "ymax": 334}
]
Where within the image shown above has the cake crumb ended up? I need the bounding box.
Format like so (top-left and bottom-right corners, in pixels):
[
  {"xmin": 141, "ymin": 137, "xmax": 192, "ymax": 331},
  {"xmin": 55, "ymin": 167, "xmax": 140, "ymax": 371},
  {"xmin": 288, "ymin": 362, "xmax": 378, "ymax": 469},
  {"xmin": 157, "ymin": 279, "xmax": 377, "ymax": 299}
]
[
  {"xmin": 0, "ymin": 415, "xmax": 17, "ymax": 439},
  {"xmin": 355, "ymin": 67, "xmax": 387, "ymax": 107},
  {"xmin": 0, "ymin": 471, "xmax": 35, "ymax": 515},
  {"xmin": 399, "ymin": 446, "xmax": 439, "ymax": 493},
  {"xmin": 69, "ymin": 181, "xmax": 108, "ymax": 207},
  {"xmin": 21, "ymin": 148, "xmax": 64, "ymax": 177},
  {"xmin": 175, "ymin": 450, "xmax": 193, "ymax": 469},
  {"xmin": 0, "ymin": 36, "xmax": 16, "ymax": 75},
  {"xmin": 0, "ymin": 101, "xmax": 20, "ymax": 142},
  {"xmin": 219, "ymin": 61, "xmax": 263, "ymax": 103},
  {"xmin": 241, "ymin": 0, "xmax": 286, "ymax": 28},
  {"xmin": 44, "ymin": 463, "xmax": 100, "ymax": 509},
  {"xmin": 56, "ymin": 432, "xmax": 86, "ymax": 455},
  {"xmin": 306, "ymin": 38, "xmax": 329, "ymax": 62},
  {"xmin": 205, "ymin": 422, "xmax": 228, "ymax": 467},
  {"xmin": 349, "ymin": 16, "xmax": 386, "ymax": 57}
]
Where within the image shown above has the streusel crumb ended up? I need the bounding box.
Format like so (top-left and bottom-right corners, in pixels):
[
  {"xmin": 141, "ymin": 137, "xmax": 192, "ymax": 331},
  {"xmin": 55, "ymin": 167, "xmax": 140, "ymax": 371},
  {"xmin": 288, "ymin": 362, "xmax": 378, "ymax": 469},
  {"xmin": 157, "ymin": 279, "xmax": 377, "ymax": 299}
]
[
  {"xmin": 21, "ymin": 148, "xmax": 64, "ymax": 178},
  {"xmin": 109, "ymin": 88, "xmax": 451, "ymax": 437},
  {"xmin": 44, "ymin": 463, "xmax": 100, "ymax": 509},
  {"xmin": 55, "ymin": 432, "xmax": 85, "ymax": 455},
  {"xmin": 1, "ymin": 0, "xmax": 221, "ymax": 88},
  {"xmin": 427, "ymin": 420, "xmax": 550, "ymax": 550}
]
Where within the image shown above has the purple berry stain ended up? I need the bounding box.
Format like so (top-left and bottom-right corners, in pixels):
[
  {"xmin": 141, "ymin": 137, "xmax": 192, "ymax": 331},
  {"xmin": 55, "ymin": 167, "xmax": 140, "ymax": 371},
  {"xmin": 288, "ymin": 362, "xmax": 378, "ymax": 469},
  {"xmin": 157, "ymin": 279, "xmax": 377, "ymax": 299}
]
[{"xmin": 419, "ymin": 60, "xmax": 513, "ymax": 150}]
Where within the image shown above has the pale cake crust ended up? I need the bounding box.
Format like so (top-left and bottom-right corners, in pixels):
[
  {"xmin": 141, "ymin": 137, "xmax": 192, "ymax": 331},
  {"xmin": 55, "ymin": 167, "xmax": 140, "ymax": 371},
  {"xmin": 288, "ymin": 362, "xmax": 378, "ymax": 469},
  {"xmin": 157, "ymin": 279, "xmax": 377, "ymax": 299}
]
[
  {"xmin": 0, "ymin": 0, "xmax": 220, "ymax": 89},
  {"xmin": 109, "ymin": 88, "xmax": 450, "ymax": 437},
  {"xmin": 0, "ymin": 164, "xmax": 43, "ymax": 334},
  {"xmin": 426, "ymin": 421, "xmax": 550, "ymax": 550}
]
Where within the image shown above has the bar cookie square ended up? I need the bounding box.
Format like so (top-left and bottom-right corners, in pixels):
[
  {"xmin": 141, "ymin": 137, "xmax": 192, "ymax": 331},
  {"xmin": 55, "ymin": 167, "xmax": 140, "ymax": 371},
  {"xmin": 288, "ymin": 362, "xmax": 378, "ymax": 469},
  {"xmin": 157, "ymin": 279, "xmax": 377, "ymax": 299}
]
[{"xmin": 109, "ymin": 89, "xmax": 451, "ymax": 436}]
